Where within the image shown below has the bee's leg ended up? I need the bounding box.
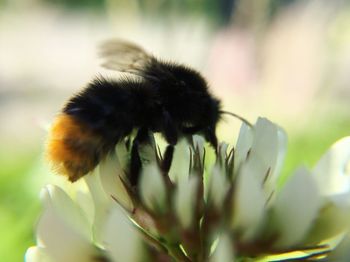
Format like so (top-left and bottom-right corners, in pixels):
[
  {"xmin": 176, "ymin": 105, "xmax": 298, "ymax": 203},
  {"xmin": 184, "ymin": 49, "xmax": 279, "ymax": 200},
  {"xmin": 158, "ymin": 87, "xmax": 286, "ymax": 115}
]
[
  {"xmin": 130, "ymin": 142, "xmax": 141, "ymax": 186},
  {"xmin": 159, "ymin": 111, "xmax": 178, "ymax": 174},
  {"xmin": 181, "ymin": 126, "xmax": 202, "ymax": 147},
  {"xmin": 161, "ymin": 145, "xmax": 174, "ymax": 173},
  {"xmin": 182, "ymin": 125, "xmax": 218, "ymax": 152},
  {"xmin": 129, "ymin": 127, "xmax": 149, "ymax": 186},
  {"xmin": 204, "ymin": 127, "xmax": 218, "ymax": 153},
  {"xmin": 162, "ymin": 111, "xmax": 178, "ymax": 145}
]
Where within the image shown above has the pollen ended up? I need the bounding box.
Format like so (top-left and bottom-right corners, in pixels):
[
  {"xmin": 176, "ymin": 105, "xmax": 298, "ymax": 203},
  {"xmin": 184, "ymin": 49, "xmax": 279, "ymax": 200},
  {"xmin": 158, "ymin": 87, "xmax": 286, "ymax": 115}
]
[{"xmin": 46, "ymin": 114, "xmax": 102, "ymax": 182}]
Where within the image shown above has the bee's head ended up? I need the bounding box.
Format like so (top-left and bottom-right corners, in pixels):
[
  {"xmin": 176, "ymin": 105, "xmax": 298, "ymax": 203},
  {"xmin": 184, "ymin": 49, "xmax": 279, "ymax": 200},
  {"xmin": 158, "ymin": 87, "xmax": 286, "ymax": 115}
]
[
  {"xmin": 159, "ymin": 62, "xmax": 222, "ymax": 148},
  {"xmin": 180, "ymin": 94, "xmax": 221, "ymax": 149},
  {"xmin": 157, "ymin": 62, "xmax": 208, "ymax": 92},
  {"xmin": 174, "ymin": 66, "xmax": 208, "ymax": 91}
]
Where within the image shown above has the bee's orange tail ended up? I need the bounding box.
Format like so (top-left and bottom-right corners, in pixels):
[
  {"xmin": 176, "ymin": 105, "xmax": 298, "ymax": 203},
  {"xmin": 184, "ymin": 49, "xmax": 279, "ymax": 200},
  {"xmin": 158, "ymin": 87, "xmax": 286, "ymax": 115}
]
[{"xmin": 46, "ymin": 114, "xmax": 103, "ymax": 182}]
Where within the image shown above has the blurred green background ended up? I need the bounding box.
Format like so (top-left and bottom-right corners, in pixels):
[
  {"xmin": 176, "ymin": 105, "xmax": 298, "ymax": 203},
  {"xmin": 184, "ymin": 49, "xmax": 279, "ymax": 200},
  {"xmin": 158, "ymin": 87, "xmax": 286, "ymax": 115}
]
[{"xmin": 1, "ymin": 0, "xmax": 350, "ymax": 261}]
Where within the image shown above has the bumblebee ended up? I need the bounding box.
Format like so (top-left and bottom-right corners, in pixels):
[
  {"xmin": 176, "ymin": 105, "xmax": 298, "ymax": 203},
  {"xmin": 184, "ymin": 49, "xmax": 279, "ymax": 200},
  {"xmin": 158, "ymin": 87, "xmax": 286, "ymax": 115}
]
[{"xmin": 47, "ymin": 40, "xmax": 223, "ymax": 182}]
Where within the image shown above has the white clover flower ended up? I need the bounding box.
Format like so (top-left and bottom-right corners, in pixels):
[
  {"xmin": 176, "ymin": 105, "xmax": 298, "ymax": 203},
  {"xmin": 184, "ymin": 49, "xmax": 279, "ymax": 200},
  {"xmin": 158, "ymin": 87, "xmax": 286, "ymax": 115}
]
[
  {"xmin": 27, "ymin": 117, "xmax": 350, "ymax": 261},
  {"xmin": 25, "ymin": 185, "xmax": 104, "ymax": 262}
]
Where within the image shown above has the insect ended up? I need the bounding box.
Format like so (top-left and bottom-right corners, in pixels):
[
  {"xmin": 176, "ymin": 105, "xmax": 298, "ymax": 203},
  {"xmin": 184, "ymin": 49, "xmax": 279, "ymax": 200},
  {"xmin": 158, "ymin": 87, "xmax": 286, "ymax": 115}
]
[{"xmin": 47, "ymin": 40, "xmax": 243, "ymax": 183}]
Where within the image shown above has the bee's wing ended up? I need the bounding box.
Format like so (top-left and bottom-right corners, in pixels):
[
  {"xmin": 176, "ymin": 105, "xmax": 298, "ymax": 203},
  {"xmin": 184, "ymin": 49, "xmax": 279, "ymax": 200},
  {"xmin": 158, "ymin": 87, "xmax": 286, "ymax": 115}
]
[{"xmin": 99, "ymin": 39, "xmax": 154, "ymax": 77}]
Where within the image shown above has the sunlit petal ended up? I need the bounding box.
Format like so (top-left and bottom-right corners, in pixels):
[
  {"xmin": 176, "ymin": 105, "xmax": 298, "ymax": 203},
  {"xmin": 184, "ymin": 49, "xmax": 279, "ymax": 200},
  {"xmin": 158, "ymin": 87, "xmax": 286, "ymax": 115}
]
[
  {"xmin": 40, "ymin": 185, "xmax": 91, "ymax": 240},
  {"xmin": 84, "ymin": 171, "xmax": 111, "ymax": 244},
  {"xmin": 37, "ymin": 207, "xmax": 97, "ymax": 262},
  {"xmin": 168, "ymin": 138, "xmax": 191, "ymax": 183},
  {"xmin": 313, "ymin": 137, "xmax": 350, "ymax": 196},
  {"xmin": 25, "ymin": 247, "xmax": 52, "ymax": 262},
  {"xmin": 274, "ymin": 167, "xmax": 320, "ymax": 248},
  {"xmin": 99, "ymin": 152, "xmax": 133, "ymax": 211}
]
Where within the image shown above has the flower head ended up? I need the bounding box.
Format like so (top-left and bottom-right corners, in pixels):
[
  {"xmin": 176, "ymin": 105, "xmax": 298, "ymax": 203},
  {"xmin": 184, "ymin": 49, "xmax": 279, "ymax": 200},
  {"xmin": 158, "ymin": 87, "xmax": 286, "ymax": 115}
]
[{"xmin": 26, "ymin": 117, "xmax": 350, "ymax": 261}]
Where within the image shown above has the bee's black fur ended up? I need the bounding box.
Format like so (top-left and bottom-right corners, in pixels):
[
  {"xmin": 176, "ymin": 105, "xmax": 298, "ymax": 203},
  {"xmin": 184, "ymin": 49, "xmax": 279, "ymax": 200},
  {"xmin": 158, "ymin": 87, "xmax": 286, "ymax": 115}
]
[{"xmin": 61, "ymin": 42, "xmax": 221, "ymax": 183}]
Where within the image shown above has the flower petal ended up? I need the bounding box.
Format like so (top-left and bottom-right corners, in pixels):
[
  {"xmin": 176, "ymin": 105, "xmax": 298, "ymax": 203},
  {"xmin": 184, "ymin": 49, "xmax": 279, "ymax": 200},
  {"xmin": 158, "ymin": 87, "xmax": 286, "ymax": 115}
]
[
  {"xmin": 325, "ymin": 234, "xmax": 350, "ymax": 261},
  {"xmin": 271, "ymin": 127, "xmax": 288, "ymax": 182},
  {"xmin": 298, "ymin": 138, "xmax": 350, "ymax": 244},
  {"xmin": 273, "ymin": 167, "xmax": 320, "ymax": 248},
  {"xmin": 99, "ymin": 152, "xmax": 133, "ymax": 211},
  {"xmin": 25, "ymin": 247, "xmax": 52, "ymax": 262},
  {"xmin": 140, "ymin": 163, "xmax": 167, "ymax": 213},
  {"xmin": 313, "ymin": 137, "xmax": 350, "ymax": 196},
  {"xmin": 37, "ymin": 206, "xmax": 97, "ymax": 262},
  {"xmin": 138, "ymin": 139, "xmax": 157, "ymax": 164},
  {"xmin": 84, "ymin": 171, "xmax": 111, "ymax": 244},
  {"xmin": 75, "ymin": 189, "xmax": 94, "ymax": 229},
  {"xmin": 115, "ymin": 142, "xmax": 129, "ymax": 169},
  {"xmin": 231, "ymin": 164, "xmax": 266, "ymax": 241},
  {"xmin": 234, "ymin": 122, "xmax": 253, "ymax": 176},
  {"xmin": 208, "ymin": 165, "xmax": 230, "ymax": 209},
  {"xmin": 174, "ymin": 175, "xmax": 199, "ymax": 228},
  {"xmin": 40, "ymin": 185, "xmax": 91, "ymax": 241},
  {"xmin": 193, "ymin": 134, "xmax": 205, "ymax": 160},
  {"xmin": 168, "ymin": 138, "xmax": 191, "ymax": 183},
  {"xmin": 103, "ymin": 205, "xmax": 145, "ymax": 262},
  {"xmin": 211, "ymin": 234, "xmax": 235, "ymax": 262},
  {"xmin": 304, "ymin": 199, "xmax": 350, "ymax": 244},
  {"xmin": 245, "ymin": 117, "xmax": 280, "ymax": 185}
]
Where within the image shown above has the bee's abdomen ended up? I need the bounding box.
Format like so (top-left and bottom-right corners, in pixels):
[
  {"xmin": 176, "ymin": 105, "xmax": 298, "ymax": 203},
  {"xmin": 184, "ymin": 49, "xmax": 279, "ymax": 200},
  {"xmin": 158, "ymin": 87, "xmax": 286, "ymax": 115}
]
[
  {"xmin": 63, "ymin": 78, "xmax": 136, "ymax": 138},
  {"xmin": 47, "ymin": 78, "xmax": 156, "ymax": 182},
  {"xmin": 46, "ymin": 114, "xmax": 106, "ymax": 182}
]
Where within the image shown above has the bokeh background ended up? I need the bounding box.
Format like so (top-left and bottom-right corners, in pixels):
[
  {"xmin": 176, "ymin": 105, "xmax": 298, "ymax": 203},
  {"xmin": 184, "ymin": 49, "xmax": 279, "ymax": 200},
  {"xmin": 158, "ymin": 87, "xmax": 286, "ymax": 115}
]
[{"xmin": 1, "ymin": 0, "xmax": 350, "ymax": 261}]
